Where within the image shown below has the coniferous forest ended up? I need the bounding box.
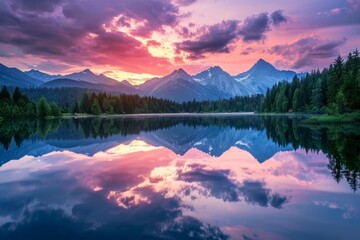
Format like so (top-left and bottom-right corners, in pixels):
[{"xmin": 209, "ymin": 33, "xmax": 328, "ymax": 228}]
[
  {"xmin": 260, "ymin": 50, "xmax": 360, "ymax": 114},
  {"xmin": 76, "ymin": 93, "xmax": 263, "ymax": 115},
  {"xmin": 0, "ymin": 86, "xmax": 61, "ymax": 118},
  {"xmin": 0, "ymin": 86, "xmax": 263, "ymax": 118}
]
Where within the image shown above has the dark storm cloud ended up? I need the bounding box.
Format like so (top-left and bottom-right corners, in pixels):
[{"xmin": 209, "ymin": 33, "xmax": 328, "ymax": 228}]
[
  {"xmin": 269, "ymin": 36, "xmax": 346, "ymax": 69},
  {"xmin": 238, "ymin": 12, "xmax": 270, "ymax": 42},
  {"xmin": 175, "ymin": 20, "xmax": 240, "ymax": 59},
  {"xmin": 120, "ymin": 0, "xmax": 182, "ymax": 37},
  {"xmin": 176, "ymin": 10, "xmax": 288, "ymax": 58},
  {"xmin": 61, "ymin": 0, "xmax": 184, "ymax": 36},
  {"xmin": 9, "ymin": 0, "xmax": 63, "ymax": 13},
  {"xmin": 271, "ymin": 10, "xmax": 288, "ymax": 26},
  {"xmin": 0, "ymin": 0, "xmax": 194, "ymax": 74},
  {"xmin": 270, "ymin": 193, "xmax": 289, "ymax": 209}
]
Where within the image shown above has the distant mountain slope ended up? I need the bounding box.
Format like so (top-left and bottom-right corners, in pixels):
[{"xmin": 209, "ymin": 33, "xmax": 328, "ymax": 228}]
[
  {"xmin": 0, "ymin": 64, "xmax": 43, "ymax": 87},
  {"xmin": 151, "ymin": 77, "xmax": 220, "ymax": 102},
  {"xmin": 139, "ymin": 68, "xmax": 222, "ymax": 102},
  {"xmin": 121, "ymin": 80, "xmax": 134, "ymax": 87},
  {"xmin": 42, "ymin": 78, "xmax": 109, "ymax": 89},
  {"xmin": 139, "ymin": 68, "xmax": 190, "ymax": 93},
  {"xmin": 63, "ymin": 69, "xmax": 121, "ymax": 86},
  {"xmin": 191, "ymin": 66, "xmax": 253, "ymax": 97},
  {"xmin": 25, "ymin": 69, "xmax": 61, "ymax": 82},
  {"xmin": 234, "ymin": 59, "xmax": 299, "ymax": 94},
  {"xmin": 42, "ymin": 78, "xmax": 139, "ymax": 94}
]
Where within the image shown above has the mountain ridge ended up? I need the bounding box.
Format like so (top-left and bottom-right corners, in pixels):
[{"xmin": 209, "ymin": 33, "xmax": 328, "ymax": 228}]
[
  {"xmin": 25, "ymin": 69, "xmax": 62, "ymax": 82},
  {"xmin": 1, "ymin": 59, "xmax": 304, "ymax": 101}
]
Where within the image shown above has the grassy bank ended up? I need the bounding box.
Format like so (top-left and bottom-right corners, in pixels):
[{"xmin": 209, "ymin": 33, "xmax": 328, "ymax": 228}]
[{"xmin": 304, "ymin": 112, "xmax": 360, "ymax": 124}]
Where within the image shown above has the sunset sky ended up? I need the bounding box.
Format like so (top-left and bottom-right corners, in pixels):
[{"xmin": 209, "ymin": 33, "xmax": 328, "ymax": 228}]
[{"xmin": 0, "ymin": 0, "xmax": 359, "ymax": 84}]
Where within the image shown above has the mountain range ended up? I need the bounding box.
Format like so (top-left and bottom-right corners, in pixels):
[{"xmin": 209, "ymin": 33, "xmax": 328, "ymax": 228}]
[{"xmin": 0, "ymin": 59, "xmax": 304, "ymax": 102}]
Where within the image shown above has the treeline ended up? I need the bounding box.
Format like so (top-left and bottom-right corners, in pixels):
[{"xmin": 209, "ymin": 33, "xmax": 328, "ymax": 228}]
[
  {"xmin": 21, "ymin": 87, "xmax": 85, "ymax": 111},
  {"xmin": 0, "ymin": 86, "xmax": 61, "ymax": 118},
  {"xmin": 260, "ymin": 50, "xmax": 360, "ymax": 114},
  {"xmin": 76, "ymin": 92, "xmax": 263, "ymax": 114}
]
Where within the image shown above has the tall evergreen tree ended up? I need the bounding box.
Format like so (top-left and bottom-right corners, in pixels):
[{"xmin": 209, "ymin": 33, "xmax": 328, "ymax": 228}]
[
  {"xmin": 0, "ymin": 86, "xmax": 11, "ymax": 102},
  {"xmin": 91, "ymin": 99, "xmax": 101, "ymax": 115},
  {"xmin": 37, "ymin": 97, "xmax": 52, "ymax": 118}
]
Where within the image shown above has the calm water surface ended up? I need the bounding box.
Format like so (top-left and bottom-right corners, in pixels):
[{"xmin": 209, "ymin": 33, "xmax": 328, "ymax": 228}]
[{"xmin": 0, "ymin": 115, "xmax": 359, "ymax": 239}]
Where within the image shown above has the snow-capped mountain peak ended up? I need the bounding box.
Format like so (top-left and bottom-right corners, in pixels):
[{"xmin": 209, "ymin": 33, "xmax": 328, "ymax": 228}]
[{"xmin": 234, "ymin": 59, "xmax": 299, "ymax": 94}]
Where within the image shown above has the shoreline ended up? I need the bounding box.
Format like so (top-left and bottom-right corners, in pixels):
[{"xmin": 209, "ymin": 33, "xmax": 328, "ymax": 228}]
[
  {"xmin": 303, "ymin": 112, "xmax": 360, "ymax": 124},
  {"xmin": 61, "ymin": 112, "xmax": 319, "ymax": 119},
  {"xmin": 1, "ymin": 112, "xmax": 358, "ymax": 123},
  {"xmin": 62, "ymin": 112, "xmax": 257, "ymax": 119}
]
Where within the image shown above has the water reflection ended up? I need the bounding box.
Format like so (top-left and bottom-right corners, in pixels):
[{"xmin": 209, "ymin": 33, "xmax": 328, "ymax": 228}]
[{"xmin": 0, "ymin": 116, "xmax": 359, "ymax": 239}]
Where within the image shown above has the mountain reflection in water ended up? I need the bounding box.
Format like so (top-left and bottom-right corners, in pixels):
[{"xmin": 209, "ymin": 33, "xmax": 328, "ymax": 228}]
[{"xmin": 0, "ymin": 115, "xmax": 359, "ymax": 240}]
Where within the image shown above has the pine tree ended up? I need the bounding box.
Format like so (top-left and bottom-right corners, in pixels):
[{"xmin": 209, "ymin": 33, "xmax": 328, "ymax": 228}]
[
  {"xmin": 335, "ymin": 90, "xmax": 346, "ymax": 114},
  {"xmin": 292, "ymin": 88, "xmax": 300, "ymax": 112},
  {"xmin": 311, "ymin": 78, "xmax": 324, "ymax": 112},
  {"xmin": 37, "ymin": 97, "xmax": 52, "ymax": 118},
  {"xmin": 327, "ymin": 56, "xmax": 344, "ymax": 107},
  {"xmin": 73, "ymin": 101, "xmax": 80, "ymax": 113},
  {"xmin": 80, "ymin": 93, "xmax": 90, "ymax": 113},
  {"xmin": 50, "ymin": 102, "xmax": 62, "ymax": 117},
  {"xmin": 91, "ymin": 99, "xmax": 101, "ymax": 115},
  {"xmin": 0, "ymin": 86, "xmax": 11, "ymax": 102}
]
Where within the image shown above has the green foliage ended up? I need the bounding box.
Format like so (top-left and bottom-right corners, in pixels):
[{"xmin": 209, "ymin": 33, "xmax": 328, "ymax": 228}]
[
  {"xmin": 91, "ymin": 99, "xmax": 101, "ymax": 115},
  {"xmin": 77, "ymin": 92, "xmax": 263, "ymax": 114},
  {"xmin": 260, "ymin": 50, "xmax": 360, "ymax": 115},
  {"xmin": 0, "ymin": 86, "xmax": 11, "ymax": 102},
  {"xmin": 37, "ymin": 97, "xmax": 52, "ymax": 118},
  {"xmin": 305, "ymin": 111, "xmax": 360, "ymax": 123},
  {"xmin": 80, "ymin": 93, "xmax": 91, "ymax": 113},
  {"xmin": 0, "ymin": 87, "xmax": 57, "ymax": 118},
  {"xmin": 73, "ymin": 101, "xmax": 80, "ymax": 113},
  {"xmin": 50, "ymin": 102, "xmax": 62, "ymax": 117}
]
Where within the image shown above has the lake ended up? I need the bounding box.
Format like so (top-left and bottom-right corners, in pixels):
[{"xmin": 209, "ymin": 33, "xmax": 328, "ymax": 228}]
[{"xmin": 0, "ymin": 115, "xmax": 359, "ymax": 240}]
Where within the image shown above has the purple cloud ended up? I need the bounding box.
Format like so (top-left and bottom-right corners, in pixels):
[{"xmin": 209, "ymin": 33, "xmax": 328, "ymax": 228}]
[
  {"xmin": 174, "ymin": 0, "xmax": 197, "ymax": 6},
  {"xmin": 9, "ymin": 0, "xmax": 63, "ymax": 13},
  {"xmin": 269, "ymin": 36, "xmax": 347, "ymax": 69},
  {"xmin": 240, "ymin": 47, "xmax": 255, "ymax": 56},
  {"xmin": 0, "ymin": 0, "xmax": 188, "ymax": 74},
  {"xmin": 271, "ymin": 10, "xmax": 288, "ymax": 26},
  {"xmin": 24, "ymin": 60, "xmax": 72, "ymax": 72},
  {"xmin": 175, "ymin": 20, "xmax": 239, "ymax": 59},
  {"xmin": 238, "ymin": 12, "xmax": 270, "ymax": 42},
  {"xmin": 176, "ymin": 10, "xmax": 288, "ymax": 58}
]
